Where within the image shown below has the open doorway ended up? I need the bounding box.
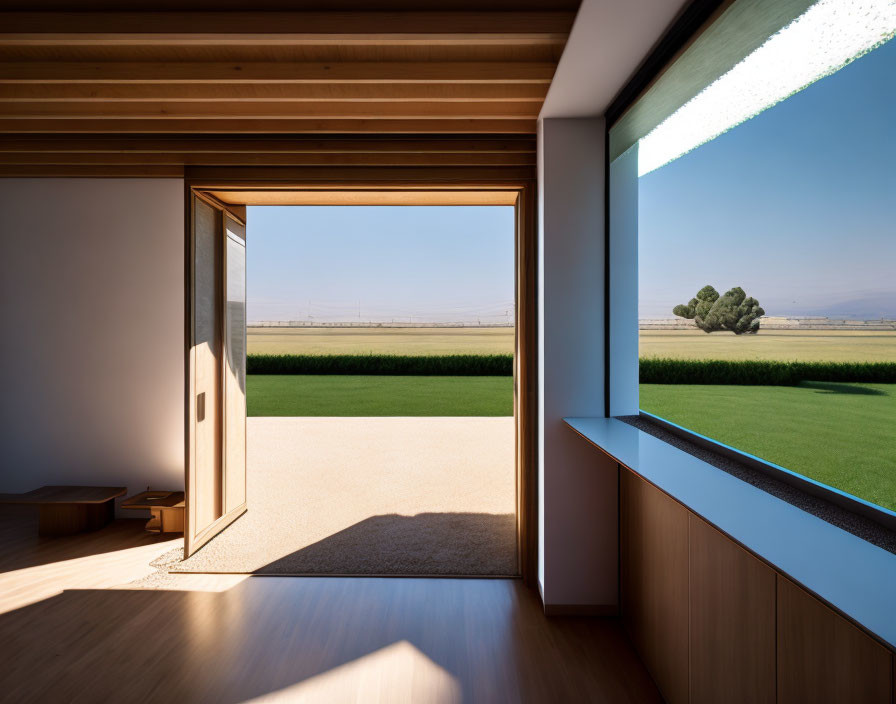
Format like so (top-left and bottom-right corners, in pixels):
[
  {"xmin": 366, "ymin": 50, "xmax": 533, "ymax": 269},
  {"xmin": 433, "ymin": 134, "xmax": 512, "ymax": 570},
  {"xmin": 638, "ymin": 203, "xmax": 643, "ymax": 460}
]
[{"xmin": 180, "ymin": 188, "xmax": 536, "ymax": 579}]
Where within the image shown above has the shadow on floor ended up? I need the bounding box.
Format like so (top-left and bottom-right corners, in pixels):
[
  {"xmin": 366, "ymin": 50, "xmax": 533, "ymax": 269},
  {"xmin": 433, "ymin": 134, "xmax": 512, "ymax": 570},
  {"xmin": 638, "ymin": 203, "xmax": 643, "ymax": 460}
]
[
  {"xmin": 176, "ymin": 512, "xmax": 518, "ymax": 576},
  {"xmin": 260, "ymin": 511, "xmax": 517, "ymax": 576}
]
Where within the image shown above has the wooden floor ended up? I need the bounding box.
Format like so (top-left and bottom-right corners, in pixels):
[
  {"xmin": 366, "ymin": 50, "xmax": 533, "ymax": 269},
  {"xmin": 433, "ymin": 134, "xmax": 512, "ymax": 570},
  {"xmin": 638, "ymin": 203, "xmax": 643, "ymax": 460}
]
[{"xmin": 0, "ymin": 506, "xmax": 660, "ymax": 703}]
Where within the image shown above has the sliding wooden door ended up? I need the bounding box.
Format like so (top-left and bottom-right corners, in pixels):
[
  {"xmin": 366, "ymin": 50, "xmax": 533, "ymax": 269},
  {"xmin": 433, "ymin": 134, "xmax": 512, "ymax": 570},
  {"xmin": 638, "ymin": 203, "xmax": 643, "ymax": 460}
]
[{"xmin": 186, "ymin": 194, "xmax": 247, "ymax": 557}]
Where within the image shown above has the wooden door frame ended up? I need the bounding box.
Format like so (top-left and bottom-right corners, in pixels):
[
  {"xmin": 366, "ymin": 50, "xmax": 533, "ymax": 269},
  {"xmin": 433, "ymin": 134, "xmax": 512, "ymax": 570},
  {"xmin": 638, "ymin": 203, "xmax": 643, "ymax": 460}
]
[{"xmin": 184, "ymin": 166, "xmax": 538, "ymax": 585}]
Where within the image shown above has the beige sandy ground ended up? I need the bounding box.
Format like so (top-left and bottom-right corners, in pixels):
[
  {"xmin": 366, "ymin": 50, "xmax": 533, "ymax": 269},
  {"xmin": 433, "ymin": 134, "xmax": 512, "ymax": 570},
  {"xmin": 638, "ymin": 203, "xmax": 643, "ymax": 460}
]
[
  {"xmin": 174, "ymin": 417, "xmax": 516, "ymax": 576},
  {"xmin": 639, "ymin": 329, "xmax": 896, "ymax": 362},
  {"xmin": 247, "ymin": 326, "xmax": 515, "ymax": 355}
]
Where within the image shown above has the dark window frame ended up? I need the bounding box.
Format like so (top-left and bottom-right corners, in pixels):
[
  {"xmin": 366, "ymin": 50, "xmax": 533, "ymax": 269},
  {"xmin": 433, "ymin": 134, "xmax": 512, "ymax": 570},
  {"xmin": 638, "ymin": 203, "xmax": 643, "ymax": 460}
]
[{"xmin": 603, "ymin": 0, "xmax": 896, "ymax": 532}]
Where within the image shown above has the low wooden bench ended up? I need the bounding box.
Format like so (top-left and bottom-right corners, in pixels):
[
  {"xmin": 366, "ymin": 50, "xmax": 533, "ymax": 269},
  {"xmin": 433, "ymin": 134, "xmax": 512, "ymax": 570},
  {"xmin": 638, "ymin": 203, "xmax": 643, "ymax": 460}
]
[
  {"xmin": 0, "ymin": 485, "xmax": 125, "ymax": 536},
  {"xmin": 122, "ymin": 490, "xmax": 185, "ymax": 534}
]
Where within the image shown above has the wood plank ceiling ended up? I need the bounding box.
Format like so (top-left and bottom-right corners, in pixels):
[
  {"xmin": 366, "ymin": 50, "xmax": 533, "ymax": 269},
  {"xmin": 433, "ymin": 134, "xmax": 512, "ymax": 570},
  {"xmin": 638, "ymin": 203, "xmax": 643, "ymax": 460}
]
[{"xmin": 0, "ymin": 2, "xmax": 579, "ymax": 176}]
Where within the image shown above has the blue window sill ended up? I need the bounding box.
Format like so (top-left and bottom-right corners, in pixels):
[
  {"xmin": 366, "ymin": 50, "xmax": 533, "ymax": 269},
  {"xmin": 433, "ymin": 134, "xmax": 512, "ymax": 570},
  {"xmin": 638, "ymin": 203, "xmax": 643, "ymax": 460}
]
[
  {"xmin": 639, "ymin": 409, "xmax": 896, "ymax": 533},
  {"xmin": 564, "ymin": 416, "xmax": 896, "ymax": 651}
]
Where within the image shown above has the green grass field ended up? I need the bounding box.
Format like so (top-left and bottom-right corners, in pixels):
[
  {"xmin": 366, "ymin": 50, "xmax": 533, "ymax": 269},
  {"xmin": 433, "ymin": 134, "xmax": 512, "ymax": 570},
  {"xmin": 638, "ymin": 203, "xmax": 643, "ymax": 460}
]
[
  {"xmin": 640, "ymin": 329, "xmax": 896, "ymax": 362},
  {"xmin": 248, "ymin": 326, "xmax": 514, "ymax": 356},
  {"xmin": 247, "ymin": 375, "xmax": 513, "ymax": 417},
  {"xmin": 639, "ymin": 382, "xmax": 896, "ymax": 512}
]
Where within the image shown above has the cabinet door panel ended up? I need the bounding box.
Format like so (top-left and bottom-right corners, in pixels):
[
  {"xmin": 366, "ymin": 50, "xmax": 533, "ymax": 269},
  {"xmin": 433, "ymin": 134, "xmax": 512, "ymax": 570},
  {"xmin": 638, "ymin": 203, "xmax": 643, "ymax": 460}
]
[
  {"xmin": 689, "ymin": 516, "xmax": 775, "ymax": 704},
  {"xmin": 620, "ymin": 470, "xmax": 689, "ymax": 704},
  {"xmin": 777, "ymin": 576, "xmax": 893, "ymax": 704}
]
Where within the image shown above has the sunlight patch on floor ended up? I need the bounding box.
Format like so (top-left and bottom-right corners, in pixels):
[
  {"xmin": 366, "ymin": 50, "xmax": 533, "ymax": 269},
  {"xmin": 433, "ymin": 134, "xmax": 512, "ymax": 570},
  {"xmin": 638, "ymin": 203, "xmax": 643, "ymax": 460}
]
[
  {"xmin": 241, "ymin": 641, "xmax": 461, "ymax": 704},
  {"xmin": 0, "ymin": 536, "xmax": 180, "ymax": 614}
]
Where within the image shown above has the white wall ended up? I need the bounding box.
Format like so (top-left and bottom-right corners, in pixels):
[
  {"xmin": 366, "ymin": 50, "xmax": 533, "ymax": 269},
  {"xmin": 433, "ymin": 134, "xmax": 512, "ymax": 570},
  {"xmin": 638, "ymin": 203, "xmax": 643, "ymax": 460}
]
[
  {"xmin": 609, "ymin": 145, "xmax": 640, "ymax": 416},
  {"xmin": 541, "ymin": 0, "xmax": 691, "ymax": 118},
  {"xmin": 535, "ymin": 0, "xmax": 691, "ymax": 612},
  {"xmin": 538, "ymin": 118, "xmax": 618, "ymax": 609},
  {"xmin": 0, "ymin": 179, "xmax": 185, "ymax": 503}
]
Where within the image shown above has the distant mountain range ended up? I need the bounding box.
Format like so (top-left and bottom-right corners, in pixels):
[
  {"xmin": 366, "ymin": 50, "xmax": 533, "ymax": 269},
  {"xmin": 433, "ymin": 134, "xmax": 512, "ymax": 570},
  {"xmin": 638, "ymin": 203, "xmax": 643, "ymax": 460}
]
[
  {"xmin": 773, "ymin": 293, "xmax": 896, "ymax": 320},
  {"xmin": 639, "ymin": 293, "xmax": 896, "ymax": 321}
]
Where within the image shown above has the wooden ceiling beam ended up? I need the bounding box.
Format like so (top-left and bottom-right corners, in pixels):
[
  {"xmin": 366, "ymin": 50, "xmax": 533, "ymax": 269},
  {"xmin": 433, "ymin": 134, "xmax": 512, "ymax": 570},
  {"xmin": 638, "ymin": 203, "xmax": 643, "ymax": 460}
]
[
  {"xmin": 0, "ymin": 62, "xmax": 555, "ymax": 84},
  {"xmin": 0, "ymin": 100, "xmax": 538, "ymax": 119},
  {"xmin": 0, "ymin": 11, "xmax": 566, "ymax": 138},
  {"xmin": 183, "ymin": 164, "xmax": 536, "ymax": 185},
  {"xmin": 0, "ymin": 118, "xmax": 537, "ymax": 133},
  {"xmin": 0, "ymin": 165, "xmax": 535, "ymax": 181},
  {"xmin": 0, "ymin": 36, "xmax": 567, "ymax": 47},
  {"xmin": 0, "ymin": 83, "xmax": 549, "ymax": 102},
  {"xmin": 0, "ymin": 151, "xmax": 536, "ymax": 166},
  {"xmin": 0, "ymin": 164, "xmax": 538, "ymax": 181},
  {"xmin": 0, "ymin": 0, "xmax": 579, "ymax": 8},
  {"xmin": 0, "ymin": 11, "xmax": 576, "ymax": 38},
  {"xmin": 0, "ymin": 136, "xmax": 536, "ymax": 153},
  {"xmin": 0, "ymin": 164, "xmax": 185, "ymax": 177}
]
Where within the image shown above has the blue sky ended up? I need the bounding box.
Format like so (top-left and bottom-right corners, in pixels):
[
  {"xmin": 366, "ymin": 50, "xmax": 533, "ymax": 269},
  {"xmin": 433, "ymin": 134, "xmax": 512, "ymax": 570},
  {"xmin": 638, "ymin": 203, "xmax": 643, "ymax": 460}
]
[
  {"xmin": 638, "ymin": 36, "xmax": 896, "ymax": 319},
  {"xmin": 246, "ymin": 39, "xmax": 894, "ymax": 324},
  {"xmin": 247, "ymin": 205, "xmax": 514, "ymax": 323}
]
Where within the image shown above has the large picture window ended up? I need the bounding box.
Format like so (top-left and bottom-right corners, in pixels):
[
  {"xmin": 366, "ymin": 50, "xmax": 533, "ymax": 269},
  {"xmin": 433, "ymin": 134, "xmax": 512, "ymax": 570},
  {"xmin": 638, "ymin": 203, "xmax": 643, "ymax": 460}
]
[{"xmin": 611, "ymin": 0, "xmax": 896, "ymax": 514}]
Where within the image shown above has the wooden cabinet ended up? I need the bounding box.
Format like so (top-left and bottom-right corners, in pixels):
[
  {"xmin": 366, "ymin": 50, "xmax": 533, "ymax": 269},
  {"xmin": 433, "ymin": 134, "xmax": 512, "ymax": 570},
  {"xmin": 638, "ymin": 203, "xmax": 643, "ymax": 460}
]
[
  {"xmin": 777, "ymin": 576, "xmax": 893, "ymax": 704},
  {"xmin": 688, "ymin": 516, "xmax": 776, "ymax": 704},
  {"xmin": 620, "ymin": 469, "xmax": 689, "ymax": 704},
  {"xmin": 618, "ymin": 470, "xmax": 895, "ymax": 704}
]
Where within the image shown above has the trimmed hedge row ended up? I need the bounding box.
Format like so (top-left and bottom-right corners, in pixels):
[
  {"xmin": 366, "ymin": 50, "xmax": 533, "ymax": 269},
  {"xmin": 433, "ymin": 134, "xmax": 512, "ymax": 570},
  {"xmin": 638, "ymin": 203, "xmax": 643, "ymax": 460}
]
[
  {"xmin": 639, "ymin": 358, "xmax": 896, "ymax": 385},
  {"xmin": 248, "ymin": 355, "xmax": 896, "ymax": 384},
  {"xmin": 247, "ymin": 353, "xmax": 514, "ymax": 376}
]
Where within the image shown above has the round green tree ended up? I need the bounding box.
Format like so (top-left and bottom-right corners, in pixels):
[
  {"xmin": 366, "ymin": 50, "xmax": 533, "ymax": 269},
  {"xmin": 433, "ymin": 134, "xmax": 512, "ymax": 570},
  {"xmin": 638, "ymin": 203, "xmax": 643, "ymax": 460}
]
[{"xmin": 673, "ymin": 285, "xmax": 764, "ymax": 334}]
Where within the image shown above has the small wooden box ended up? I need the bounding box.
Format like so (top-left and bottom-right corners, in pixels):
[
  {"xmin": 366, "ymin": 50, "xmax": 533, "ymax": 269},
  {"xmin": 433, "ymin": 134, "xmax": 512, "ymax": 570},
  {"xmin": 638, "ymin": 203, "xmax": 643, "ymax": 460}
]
[{"xmin": 122, "ymin": 491, "xmax": 185, "ymax": 534}]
